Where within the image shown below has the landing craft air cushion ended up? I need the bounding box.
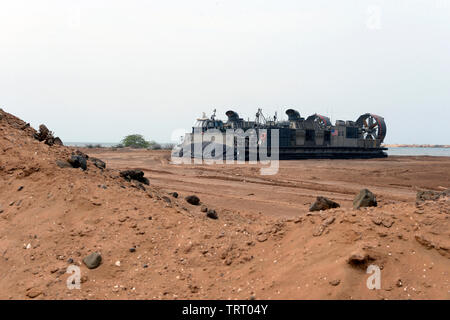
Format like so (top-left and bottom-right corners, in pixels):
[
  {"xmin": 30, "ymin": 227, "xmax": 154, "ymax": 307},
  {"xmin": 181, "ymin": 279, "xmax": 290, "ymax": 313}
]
[{"xmin": 172, "ymin": 109, "xmax": 387, "ymax": 160}]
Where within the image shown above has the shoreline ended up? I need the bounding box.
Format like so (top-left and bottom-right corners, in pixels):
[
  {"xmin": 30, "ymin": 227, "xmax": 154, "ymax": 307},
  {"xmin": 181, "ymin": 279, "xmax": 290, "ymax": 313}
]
[{"xmin": 383, "ymin": 144, "xmax": 450, "ymax": 148}]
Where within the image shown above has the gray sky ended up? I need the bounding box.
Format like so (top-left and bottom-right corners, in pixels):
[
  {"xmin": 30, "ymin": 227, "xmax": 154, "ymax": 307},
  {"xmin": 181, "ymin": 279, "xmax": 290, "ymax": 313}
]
[{"xmin": 1, "ymin": 0, "xmax": 449, "ymax": 144}]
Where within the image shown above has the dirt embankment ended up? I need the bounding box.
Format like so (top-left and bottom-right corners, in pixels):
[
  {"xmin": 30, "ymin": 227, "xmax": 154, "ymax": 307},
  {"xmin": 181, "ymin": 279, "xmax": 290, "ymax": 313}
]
[{"xmin": 0, "ymin": 109, "xmax": 449, "ymax": 300}]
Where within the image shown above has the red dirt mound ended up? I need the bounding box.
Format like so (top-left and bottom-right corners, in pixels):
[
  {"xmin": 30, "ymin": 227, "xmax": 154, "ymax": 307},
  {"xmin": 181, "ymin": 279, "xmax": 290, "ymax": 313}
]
[{"xmin": 0, "ymin": 109, "xmax": 448, "ymax": 300}]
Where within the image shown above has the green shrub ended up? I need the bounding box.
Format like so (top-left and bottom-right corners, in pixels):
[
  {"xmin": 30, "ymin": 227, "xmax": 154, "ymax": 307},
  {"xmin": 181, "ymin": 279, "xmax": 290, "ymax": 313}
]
[{"xmin": 121, "ymin": 135, "xmax": 150, "ymax": 149}]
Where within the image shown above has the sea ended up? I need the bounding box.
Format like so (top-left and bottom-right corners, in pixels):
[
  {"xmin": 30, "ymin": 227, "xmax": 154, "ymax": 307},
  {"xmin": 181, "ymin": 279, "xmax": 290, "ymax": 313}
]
[{"xmin": 65, "ymin": 142, "xmax": 450, "ymax": 157}]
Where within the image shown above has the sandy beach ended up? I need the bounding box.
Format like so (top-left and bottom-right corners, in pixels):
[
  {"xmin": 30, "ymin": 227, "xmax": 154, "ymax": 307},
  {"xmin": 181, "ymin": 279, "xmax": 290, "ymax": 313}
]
[{"xmin": 1, "ymin": 109, "xmax": 449, "ymax": 300}]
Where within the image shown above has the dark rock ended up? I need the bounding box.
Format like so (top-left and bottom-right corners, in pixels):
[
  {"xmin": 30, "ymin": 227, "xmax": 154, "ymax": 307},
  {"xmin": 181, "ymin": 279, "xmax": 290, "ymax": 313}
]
[
  {"xmin": 56, "ymin": 160, "xmax": 72, "ymax": 168},
  {"xmin": 26, "ymin": 287, "xmax": 43, "ymax": 299},
  {"xmin": 309, "ymin": 196, "xmax": 340, "ymax": 212},
  {"xmin": 83, "ymin": 252, "xmax": 102, "ymax": 269},
  {"xmin": 201, "ymin": 206, "xmax": 208, "ymax": 213},
  {"xmin": 90, "ymin": 157, "xmax": 106, "ymax": 170},
  {"xmin": 68, "ymin": 155, "xmax": 87, "ymax": 171},
  {"xmin": 206, "ymin": 209, "xmax": 218, "ymax": 220},
  {"xmin": 53, "ymin": 137, "xmax": 63, "ymax": 146},
  {"xmin": 34, "ymin": 124, "xmax": 63, "ymax": 146},
  {"xmin": 67, "ymin": 258, "xmax": 74, "ymax": 264},
  {"xmin": 143, "ymin": 264, "xmax": 148, "ymax": 268},
  {"xmin": 34, "ymin": 124, "xmax": 50, "ymax": 142},
  {"xmin": 170, "ymin": 192, "xmax": 179, "ymax": 198},
  {"xmin": 18, "ymin": 186, "xmax": 24, "ymax": 191},
  {"xmin": 120, "ymin": 170, "xmax": 150, "ymax": 185},
  {"xmin": 329, "ymin": 279, "xmax": 341, "ymax": 286},
  {"xmin": 129, "ymin": 248, "xmax": 136, "ymax": 253},
  {"xmin": 353, "ymin": 189, "xmax": 377, "ymax": 209},
  {"xmin": 185, "ymin": 195, "xmax": 200, "ymax": 206}
]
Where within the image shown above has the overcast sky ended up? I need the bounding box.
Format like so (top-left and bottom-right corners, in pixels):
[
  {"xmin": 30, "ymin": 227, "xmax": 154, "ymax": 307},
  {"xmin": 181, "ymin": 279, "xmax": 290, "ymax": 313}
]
[{"xmin": 1, "ymin": 0, "xmax": 449, "ymax": 144}]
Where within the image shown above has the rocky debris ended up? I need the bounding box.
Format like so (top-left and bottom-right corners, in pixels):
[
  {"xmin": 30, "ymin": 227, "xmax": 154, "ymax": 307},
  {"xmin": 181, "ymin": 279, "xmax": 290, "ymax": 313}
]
[
  {"xmin": 416, "ymin": 189, "xmax": 449, "ymax": 203},
  {"xmin": 68, "ymin": 154, "xmax": 87, "ymax": 171},
  {"xmin": 206, "ymin": 209, "xmax": 218, "ymax": 220},
  {"xmin": 353, "ymin": 189, "xmax": 377, "ymax": 209},
  {"xmin": 185, "ymin": 195, "xmax": 200, "ymax": 206},
  {"xmin": 347, "ymin": 250, "xmax": 375, "ymax": 268},
  {"xmin": 83, "ymin": 252, "xmax": 102, "ymax": 269},
  {"xmin": 162, "ymin": 196, "xmax": 172, "ymax": 204},
  {"xmin": 33, "ymin": 124, "xmax": 63, "ymax": 146},
  {"xmin": 129, "ymin": 247, "xmax": 136, "ymax": 253},
  {"xmin": 17, "ymin": 186, "xmax": 24, "ymax": 191},
  {"xmin": 26, "ymin": 287, "xmax": 43, "ymax": 299},
  {"xmin": 415, "ymin": 234, "xmax": 450, "ymax": 258},
  {"xmin": 169, "ymin": 192, "xmax": 179, "ymax": 198},
  {"xmin": 371, "ymin": 215, "xmax": 394, "ymax": 228},
  {"xmin": 309, "ymin": 196, "xmax": 340, "ymax": 212},
  {"xmin": 132, "ymin": 182, "xmax": 147, "ymax": 191},
  {"xmin": 329, "ymin": 279, "xmax": 341, "ymax": 286},
  {"xmin": 56, "ymin": 160, "xmax": 72, "ymax": 168},
  {"xmin": 201, "ymin": 206, "xmax": 208, "ymax": 213},
  {"xmin": 120, "ymin": 170, "xmax": 150, "ymax": 185},
  {"xmin": 256, "ymin": 233, "xmax": 269, "ymax": 242},
  {"xmin": 313, "ymin": 216, "xmax": 335, "ymax": 236},
  {"xmin": 90, "ymin": 157, "xmax": 106, "ymax": 170}
]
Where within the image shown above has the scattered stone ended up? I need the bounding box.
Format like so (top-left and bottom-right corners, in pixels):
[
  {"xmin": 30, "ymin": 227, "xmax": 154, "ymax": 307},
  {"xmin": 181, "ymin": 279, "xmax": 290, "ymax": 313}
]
[
  {"xmin": 143, "ymin": 264, "xmax": 149, "ymax": 268},
  {"xmin": 201, "ymin": 206, "xmax": 208, "ymax": 213},
  {"xmin": 185, "ymin": 195, "xmax": 200, "ymax": 206},
  {"xmin": 68, "ymin": 155, "xmax": 87, "ymax": 171},
  {"xmin": 115, "ymin": 261, "xmax": 121, "ymax": 267},
  {"xmin": 34, "ymin": 124, "xmax": 63, "ymax": 146},
  {"xmin": 90, "ymin": 157, "xmax": 106, "ymax": 170},
  {"xmin": 83, "ymin": 252, "xmax": 102, "ymax": 269},
  {"xmin": 26, "ymin": 287, "xmax": 43, "ymax": 299},
  {"xmin": 67, "ymin": 258, "xmax": 74, "ymax": 264},
  {"xmin": 309, "ymin": 196, "xmax": 340, "ymax": 212},
  {"xmin": 129, "ymin": 247, "xmax": 136, "ymax": 253},
  {"xmin": 257, "ymin": 234, "xmax": 268, "ymax": 242},
  {"xmin": 56, "ymin": 160, "xmax": 72, "ymax": 168},
  {"xmin": 416, "ymin": 189, "xmax": 449, "ymax": 203},
  {"xmin": 353, "ymin": 189, "xmax": 377, "ymax": 209},
  {"xmin": 206, "ymin": 209, "xmax": 218, "ymax": 220},
  {"xmin": 313, "ymin": 217, "xmax": 335, "ymax": 237},
  {"xmin": 162, "ymin": 196, "xmax": 172, "ymax": 204},
  {"xmin": 120, "ymin": 170, "xmax": 150, "ymax": 185},
  {"xmin": 372, "ymin": 216, "xmax": 394, "ymax": 228},
  {"xmin": 170, "ymin": 192, "xmax": 179, "ymax": 198},
  {"xmin": 396, "ymin": 279, "xmax": 403, "ymax": 287},
  {"xmin": 17, "ymin": 186, "xmax": 24, "ymax": 191},
  {"xmin": 329, "ymin": 279, "xmax": 341, "ymax": 286}
]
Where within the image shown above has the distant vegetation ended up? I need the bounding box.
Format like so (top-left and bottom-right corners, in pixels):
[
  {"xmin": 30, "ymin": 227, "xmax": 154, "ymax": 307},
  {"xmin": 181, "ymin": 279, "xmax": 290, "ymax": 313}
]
[
  {"xmin": 85, "ymin": 143, "xmax": 103, "ymax": 149},
  {"xmin": 121, "ymin": 134, "xmax": 150, "ymax": 149},
  {"xmin": 116, "ymin": 134, "xmax": 174, "ymax": 150}
]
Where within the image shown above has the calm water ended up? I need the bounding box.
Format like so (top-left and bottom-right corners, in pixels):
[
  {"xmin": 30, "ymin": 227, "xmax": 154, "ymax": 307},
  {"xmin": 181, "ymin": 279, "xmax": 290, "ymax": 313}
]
[
  {"xmin": 65, "ymin": 143, "xmax": 450, "ymax": 157},
  {"xmin": 386, "ymin": 147, "xmax": 450, "ymax": 157}
]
